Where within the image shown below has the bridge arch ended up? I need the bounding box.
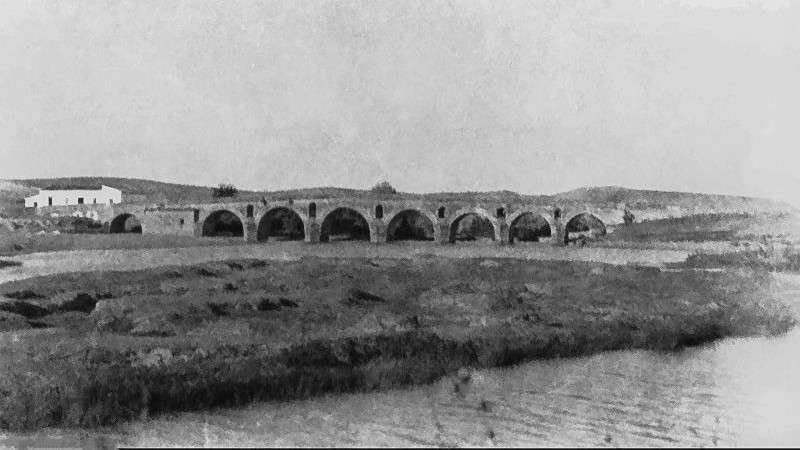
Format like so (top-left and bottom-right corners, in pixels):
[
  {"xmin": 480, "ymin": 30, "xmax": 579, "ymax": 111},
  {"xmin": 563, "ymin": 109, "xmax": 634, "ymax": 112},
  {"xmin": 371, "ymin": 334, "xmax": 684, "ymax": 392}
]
[
  {"xmin": 109, "ymin": 213, "xmax": 142, "ymax": 233},
  {"xmin": 447, "ymin": 207, "xmax": 501, "ymax": 243},
  {"xmin": 255, "ymin": 207, "xmax": 307, "ymax": 242},
  {"xmin": 564, "ymin": 212, "xmax": 607, "ymax": 244},
  {"xmin": 319, "ymin": 206, "xmax": 373, "ymax": 242},
  {"xmin": 506, "ymin": 210, "xmax": 553, "ymax": 244},
  {"xmin": 385, "ymin": 208, "xmax": 439, "ymax": 242},
  {"xmin": 200, "ymin": 209, "xmax": 246, "ymax": 239}
]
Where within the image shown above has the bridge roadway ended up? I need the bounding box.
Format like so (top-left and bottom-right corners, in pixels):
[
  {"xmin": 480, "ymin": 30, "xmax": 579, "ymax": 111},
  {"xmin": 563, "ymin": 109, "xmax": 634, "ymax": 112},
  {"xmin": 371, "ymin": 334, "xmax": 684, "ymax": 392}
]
[{"xmin": 110, "ymin": 197, "xmax": 626, "ymax": 246}]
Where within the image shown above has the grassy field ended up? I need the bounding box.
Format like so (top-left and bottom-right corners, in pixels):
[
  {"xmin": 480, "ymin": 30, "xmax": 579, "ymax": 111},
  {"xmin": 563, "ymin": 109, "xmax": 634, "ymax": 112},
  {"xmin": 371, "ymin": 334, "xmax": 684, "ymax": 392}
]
[
  {"xmin": 0, "ymin": 256, "xmax": 793, "ymax": 431},
  {"xmin": 679, "ymin": 246, "xmax": 800, "ymax": 272}
]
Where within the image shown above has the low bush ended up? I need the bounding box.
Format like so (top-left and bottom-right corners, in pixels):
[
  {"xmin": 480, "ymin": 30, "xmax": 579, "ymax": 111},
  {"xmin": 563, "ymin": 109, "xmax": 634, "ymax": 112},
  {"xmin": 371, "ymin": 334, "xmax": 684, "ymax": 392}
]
[
  {"xmin": 0, "ymin": 260, "xmax": 21, "ymax": 269},
  {"xmin": 343, "ymin": 288, "xmax": 386, "ymax": 306},
  {"xmin": 4, "ymin": 290, "xmax": 44, "ymax": 300},
  {"xmin": 256, "ymin": 298, "xmax": 281, "ymax": 311},
  {"xmin": 279, "ymin": 298, "xmax": 299, "ymax": 308},
  {"xmin": 195, "ymin": 268, "xmax": 218, "ymax": 278},
  {"xmin": 0, "ymin": 300, "xmax": 48, "ymax": 319},
  {"xmin": 207, "ymin": 302, "xmax": 230, "ymax": 317},
  {"xmin": 55, "ymin": 293, "xmax": 97, "ymax": 313}
]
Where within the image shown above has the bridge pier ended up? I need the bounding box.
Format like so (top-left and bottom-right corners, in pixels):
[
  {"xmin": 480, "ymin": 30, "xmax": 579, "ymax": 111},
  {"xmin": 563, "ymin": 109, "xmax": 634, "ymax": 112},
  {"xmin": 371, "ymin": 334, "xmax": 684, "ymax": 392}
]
[
  {"xmin": 553, "ymin": 215, "xmax": 566, "ymax": 246},
  {"xmin": 498, "ymin": 218, "xmax": 510, "ymax": 245},
  {"xmin": 306, "ymin": 221, "xmax": 321, "ymax": 243},
  {"xmin": 437, "ymin": 220, "xmax": 450, "ymax": 244},
  {"xmin": 244, "ymin": 218, "xmax": 257, "ymax": 243},
  {"xmin": 371, "ymin": 220, "xmax": 387, "ymax": 244}
]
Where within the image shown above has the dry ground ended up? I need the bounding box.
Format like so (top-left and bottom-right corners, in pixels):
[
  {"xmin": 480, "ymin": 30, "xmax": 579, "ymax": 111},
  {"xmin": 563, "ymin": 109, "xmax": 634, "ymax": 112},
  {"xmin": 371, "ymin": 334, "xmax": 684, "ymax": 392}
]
[{"xmin": 0, "ymin": 240, "xmax": 690, "ymax": 286}]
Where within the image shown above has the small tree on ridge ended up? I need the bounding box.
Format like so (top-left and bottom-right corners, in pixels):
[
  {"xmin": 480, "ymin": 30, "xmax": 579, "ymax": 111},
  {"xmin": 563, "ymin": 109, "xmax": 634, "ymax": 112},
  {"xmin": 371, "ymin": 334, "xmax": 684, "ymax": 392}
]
[
  {"xmin": 212, "ymin": 183, "xmax": 239, "ymax": 198},
  {"xmin": 371, "ymin": 181, "xmax": 398, "ymax": 195}
]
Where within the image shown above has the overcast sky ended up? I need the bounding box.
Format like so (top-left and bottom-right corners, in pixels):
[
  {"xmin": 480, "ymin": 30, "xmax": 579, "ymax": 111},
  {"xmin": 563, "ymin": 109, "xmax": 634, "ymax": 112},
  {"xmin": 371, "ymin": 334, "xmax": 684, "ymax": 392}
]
[{"xmin": 1, "ymin": 0, "xmax": 798, "ymax": 204}]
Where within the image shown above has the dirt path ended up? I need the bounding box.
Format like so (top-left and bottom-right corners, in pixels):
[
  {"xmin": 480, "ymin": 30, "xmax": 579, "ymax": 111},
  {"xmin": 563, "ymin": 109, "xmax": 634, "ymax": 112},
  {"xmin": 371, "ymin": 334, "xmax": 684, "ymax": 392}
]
[{"xmin": 0, "ymin": 241, "xmax": 688, "ymax": 284}]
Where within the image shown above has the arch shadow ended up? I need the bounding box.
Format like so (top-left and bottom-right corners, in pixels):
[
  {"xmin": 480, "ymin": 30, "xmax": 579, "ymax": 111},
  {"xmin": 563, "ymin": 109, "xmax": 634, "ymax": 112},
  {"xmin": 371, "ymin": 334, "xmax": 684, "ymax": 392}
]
[
  {"xmin": 507, "ymin": 211, "xmax": 552, "ymax": 244},
  {"xmin": 257, "ymin": 207, "xmax": 306, "ymax": 241},
  {"xmin": 319, "ymin": 207, "xmax": 372, "ymax": 242},
  {"xmin": 565, "ymin": 212, "xmax": 606, "ymax": 244},
  {"xmin": 202, "ymin": 209, "xmax": 245, "ymax": 238},
  {"xmin": 447, "ymin": 207, "xmax": 501, "ymax": 243},
  {"xmin": 385, "ymin": 209, "xmax": 438, "ymax": 242},
  {"xmin": 109, "ymin": 213, "xmax": 142, "ymax": 233}
]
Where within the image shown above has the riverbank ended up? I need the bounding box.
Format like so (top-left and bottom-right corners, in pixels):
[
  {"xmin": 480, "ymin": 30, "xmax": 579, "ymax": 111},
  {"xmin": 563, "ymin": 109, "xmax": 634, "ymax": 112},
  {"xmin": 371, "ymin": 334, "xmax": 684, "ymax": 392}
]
[
  {"xmin": 0, "ymin": 231, "xmax": 247, "ymax": 256},
  {"xmin": 0, "ymin": 240, "xmax": 689, "ymax": 285},
  {"xmin": 0, "ymin": 256, "xmax": 794, "ymax": 432}
]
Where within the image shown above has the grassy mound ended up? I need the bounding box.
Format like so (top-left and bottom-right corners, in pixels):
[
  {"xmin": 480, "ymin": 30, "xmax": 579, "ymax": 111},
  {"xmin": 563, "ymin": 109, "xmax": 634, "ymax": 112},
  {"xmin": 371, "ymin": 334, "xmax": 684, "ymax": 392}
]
[{"xmin": 0, "ymin": 257, "xmax": 794, "ymax": 431}]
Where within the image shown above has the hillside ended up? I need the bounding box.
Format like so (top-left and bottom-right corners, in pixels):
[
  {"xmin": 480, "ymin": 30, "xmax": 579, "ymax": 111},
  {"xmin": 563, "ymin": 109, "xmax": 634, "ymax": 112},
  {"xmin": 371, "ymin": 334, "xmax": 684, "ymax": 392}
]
[
  {"xmin": 554, "ymin": 186, "xmax": 793, "ymax": 213},
  {"xmin": 8, "ymin": 177, "xmax": 264, "ymax": 205},
  {"xmin": 264, "ymin": 187, "xmax": 542, "ymax": 203},
  {"xmin": 1, "ymin": 177, "xmax": 796, "ymax": 217},
  {"xmin": 606, "ymin": 212, "xmax": 800, "ymax": 243}
]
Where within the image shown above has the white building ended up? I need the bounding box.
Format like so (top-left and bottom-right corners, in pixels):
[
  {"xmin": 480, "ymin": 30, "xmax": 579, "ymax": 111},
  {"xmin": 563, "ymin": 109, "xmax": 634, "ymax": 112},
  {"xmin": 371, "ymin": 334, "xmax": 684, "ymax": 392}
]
[{"xmin": 24, "ymin": 185, "xmax": 122, "ymax": 208}]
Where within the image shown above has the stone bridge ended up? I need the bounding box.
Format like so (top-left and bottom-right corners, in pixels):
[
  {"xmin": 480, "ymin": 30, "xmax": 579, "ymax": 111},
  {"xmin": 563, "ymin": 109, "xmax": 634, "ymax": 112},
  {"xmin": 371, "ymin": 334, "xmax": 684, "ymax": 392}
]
[{"xmin": 107, "ymin": 198, "xmax": 631, "ymax": 246}]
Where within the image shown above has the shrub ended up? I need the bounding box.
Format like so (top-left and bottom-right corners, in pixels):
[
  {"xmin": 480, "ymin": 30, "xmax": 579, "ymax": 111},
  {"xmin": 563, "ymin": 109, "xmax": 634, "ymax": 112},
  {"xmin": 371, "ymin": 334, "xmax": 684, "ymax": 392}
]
[
  {"xmin": 56, "ymin": 293, "xmax": 97, "ymax": 313},
  {"xmin": 212, "ymin": 183, "xmax": 238, "ymax": 198},
  {"xmin": 370, "ymin": 181, "xmax": 397, "ymax": 195},
  {"xmin": 0, "ymin": 300, "xmax": 49, "ymax": 319},
  {"xmin": 207, "ymin": 302, "xmax": 231, "ymax": 317},
  {"xmin": 623, "ymin": 209, "xmax": 635, "ymax": 225},
  {"xmin": 257, "ymin": 298, "xmax": 281, "ymax": 311},
  {"xmin": 0, "ymin": 260, "xmax": 21, "ymax": 269},
  {"xmin": 4, "ymin": 290, "xmax": 44, "ymax": 300},
  {"xmin": 279, "ymin": 298, "xmax": 299, "ymax": 308}
]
